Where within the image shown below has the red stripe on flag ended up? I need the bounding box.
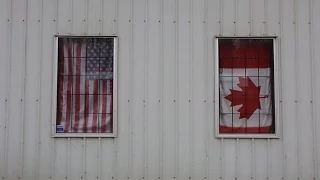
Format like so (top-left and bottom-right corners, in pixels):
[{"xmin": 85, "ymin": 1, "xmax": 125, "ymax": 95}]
[
  {"xmin": 84, "ymin": 81, "xmax": 89, "ymax": 133},
  {"xmin": 220, "ymin": 59, "xmax": 270, "ymax": 69},
  {"xmin": 73, "ymin": 42, "xmax": 82, "ymax": 133},
  {"xmin": 219, "ymin": 125, "xmax": 272, "ymax": 134},
  {"xmin": 92, "ymin": 81, "xmax": 99, "ymax": 133},
  {"xmin": 219, "ymin": 40, "xmax": 272, "ymax": 59},
  {"xmin": 101, "ymin": 80, "xmax": 107, "ymax": 133},
  {"xmin": 65, "ymin": 44, "xmax": 73, "ymax": 132},
  {"xmin": 110, "ymin": 80, "xmax": 113, "ymax": 132}
]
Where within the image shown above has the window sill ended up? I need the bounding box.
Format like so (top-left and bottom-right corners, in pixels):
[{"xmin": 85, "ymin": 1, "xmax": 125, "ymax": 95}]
[
  {"xmin": 215, "ymin": 133, "xmax": 280, "ymax": 139},
  {"xmin": 51, "ymin": 133, "xmax": 117, "ymax": 138}
]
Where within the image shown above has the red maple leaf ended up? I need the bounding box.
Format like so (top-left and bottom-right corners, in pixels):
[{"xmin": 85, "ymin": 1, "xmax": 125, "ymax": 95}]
[{"xmin": 225, "ymin": 77, "xmax": 267, "ymax": 119}]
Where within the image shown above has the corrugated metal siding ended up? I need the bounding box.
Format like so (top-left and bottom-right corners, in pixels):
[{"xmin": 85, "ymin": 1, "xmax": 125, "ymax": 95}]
[{"xmin": 0, "ymin": 0, "xmax": 320, "ymax": 179}]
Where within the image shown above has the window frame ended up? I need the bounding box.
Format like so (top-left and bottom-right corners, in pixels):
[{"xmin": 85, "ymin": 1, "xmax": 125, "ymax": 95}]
[
  {"xmin": 214, "ymin": 36, "xmax": 280, "ymax": 139},
  {"xmin": 51, "ymin": 35, "xmax": 118, "ymax": 138}
]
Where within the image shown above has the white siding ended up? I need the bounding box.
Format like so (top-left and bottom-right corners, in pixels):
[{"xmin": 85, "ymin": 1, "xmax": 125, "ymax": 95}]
[{"xmin": 0, "ymin": 0, "xmax": 319, "ymax": 180}]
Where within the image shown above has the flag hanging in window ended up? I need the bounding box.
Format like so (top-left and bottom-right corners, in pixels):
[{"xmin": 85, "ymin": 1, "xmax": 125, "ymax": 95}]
[
  {"xmin": 56, "ymin": 37, "xmax": 114, "ymax": 133},
  {"xmin": 219, "ymin": 39, "xmax": 275, "ymax": 134}
]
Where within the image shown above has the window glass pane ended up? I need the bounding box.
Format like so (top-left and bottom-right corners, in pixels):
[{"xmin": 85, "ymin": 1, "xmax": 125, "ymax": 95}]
[
  {"xmin": 219, "ymin": 39, "xmax": 275, "ymax": 134},
  {"xmin": 56, "ymin": 37, "xmax": 114, "ymax": 133}
]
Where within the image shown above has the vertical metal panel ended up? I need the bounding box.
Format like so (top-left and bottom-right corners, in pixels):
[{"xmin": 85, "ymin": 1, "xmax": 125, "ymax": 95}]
[
  {"xmin": 57, "ymin": 0, "xmax": 72, "ymax": 35},
  {"xmin": 281, "ymin": 0, "xmax": 299, "ymax": 179},
  {"xmin": 312, "ymin": 1, "xmax": 320, "ymax": 180},
  {"xmin": 7, "ymin": 0, "xmax": 26, "ymax": 179},
  {"xmin": 238, "ymin": 140, "xmax": 252, "ymax": 180},
  {"xmin": 296, "ymin": 0, "xmax": 314, "ymax": 179},
  {"xmin": 267, "ymin": 0, "xmax": 280, "ymax": 36},
  {"xmin": 223, "ymin": 140, "xmax": 236, "ymax": 180},
  {"xmin": 85, "ymin": 139, "xmax": 99, "ymax": 180},
  {"xmin": 35, "ymin": 0, "xmax": 43, "ymax": 180},
  {"xmin": 100, "ymin": 139, "xmax": 114, "ymax": 180},
  {"xmin": 252, "ymin": 0, "xmax": 265, "ymax": 36},
  {"xmin": 115, "ymin": 0, "xmax": 130, "ymax": 179},
  {"xmin": 189, "ymin": 0, "xmax": 194, "ymax": 178},
  {"xmin": 147, "ymin": 0, "xmax": 161, "ymax": 179},
  {"xmin": 1, "ymin": 0, "xmax": 320, "ymax": 179},
  {"xmin": 221, "ymin": 0, "xmax": 235, "ymax": 36},
  {"xmin": 102, "ymin": 0, "xmax": 115, "ymax": 35},
  {"xmin": 23, "ymin": 0, "xmax": 41, "ymax": 179},
  {"xmin": 38, "ymin": 0, "xmax": 57, "ymax": 179},
  {"xmin": 162, "ymin": 0, "xmax": 176, "ymax": 179},
  {"xmin": 255, "ymin": 140, "xmax": 268, "ymax": 180},
  {"xmin": 293, "ymin": 0, "xmax": 302, "ymax": 179},
  {"xmin": 203, "ymin": 0, "xmax": 210, "ymax": 179},
  {"xmin": 236, "ymin": 0, "xmax": 250, "ymax": 36},
  {"xmin": 131, "ymin": 0, "xmax": 145, "ymax": 179},
  {"xmin": 143, "ymin": 0, "xmax": 149, "ymax": 179},
  {"xmin": 174, "ymin": 0, "xmax": 179, "ymax": 179},
  {"xmin": 192, "ymin": 0, "xmax": 206, "ymax": 179},
  {"xmin": 69, "ymin": 139, "xmax": 83, "ymax": 180},
  {"xmin": 87, "ymin": 0, "xmax": 101, "ymax": 35},
  {"xmin": 0, "ymin": 0, "xmax": 10, "ymax": 179},
  {"xmin": 206, "ymin": 0, "xmax": 221, "ymax": 179},
  {"xmin": 128, "ymin": 0, "xmax": 133, "ymax": 178},
  {"xmin": 177, "ymin": 0, "xmax": 191, "ymax": 179},
  {"xmin": 159, "ymin": 0, "xmax": 164, "ymax": 179},
  {"xmin": 72, "ymin": 0, "xmax": 86, "ymax": 35},
  {"xmin": 310, "ymin": 0, "xmax": 319, "ymax": 179},
  {"xmin": 54, "ymin": 139, "xmax": 68, "ymax": 180}
]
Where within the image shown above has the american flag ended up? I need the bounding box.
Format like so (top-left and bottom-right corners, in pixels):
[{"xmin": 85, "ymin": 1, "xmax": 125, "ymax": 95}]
[{"xmin": 57, "ymin": 38, "xmax": 114, "ymax": 133}]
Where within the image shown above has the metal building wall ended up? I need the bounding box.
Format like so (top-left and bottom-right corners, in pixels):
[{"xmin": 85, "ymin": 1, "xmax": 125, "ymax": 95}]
[{"xmin": 0, "ymin": 0, "xmax": 320, "ymax": 180}]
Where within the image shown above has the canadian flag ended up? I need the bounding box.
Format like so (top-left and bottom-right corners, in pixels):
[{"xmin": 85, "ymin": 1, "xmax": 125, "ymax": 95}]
[{"xmin": 219, "ymin": 39, "xmax": 274, "ymax": 134}]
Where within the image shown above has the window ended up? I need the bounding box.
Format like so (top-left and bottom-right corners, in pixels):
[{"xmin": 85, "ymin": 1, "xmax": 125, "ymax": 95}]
[
  {"xmin": 215, "ymin": 37, "xmax": 279, "ymax": 138},
  {"xmin": 52, "ymin": 36, "xmax": 117, "ymax": 137}
]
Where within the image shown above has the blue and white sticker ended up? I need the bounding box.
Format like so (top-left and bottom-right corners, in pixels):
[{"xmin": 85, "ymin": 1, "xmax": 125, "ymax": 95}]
[{"xmin": 56, "ymin": 125, "xmax": 64, "ymax": 133}]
